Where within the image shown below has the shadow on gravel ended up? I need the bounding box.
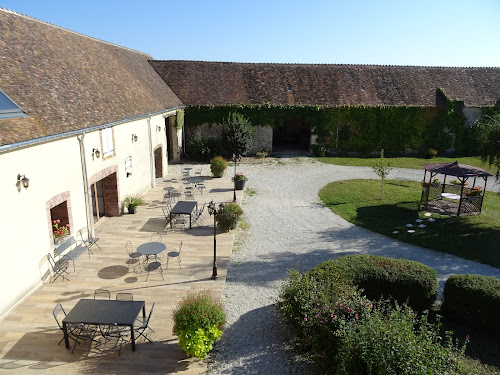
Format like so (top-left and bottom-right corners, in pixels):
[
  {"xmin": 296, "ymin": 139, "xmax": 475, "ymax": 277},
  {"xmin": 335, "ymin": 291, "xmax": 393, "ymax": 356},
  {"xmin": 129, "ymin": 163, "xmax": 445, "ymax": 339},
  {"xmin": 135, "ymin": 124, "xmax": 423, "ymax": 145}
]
[
  {"xmin": 211, "ymin": 304, "xmax": 314, "ymax": 375},
  {"xmin": 232, "ymin": 221, "xmax": 498, "ymax": 295}
]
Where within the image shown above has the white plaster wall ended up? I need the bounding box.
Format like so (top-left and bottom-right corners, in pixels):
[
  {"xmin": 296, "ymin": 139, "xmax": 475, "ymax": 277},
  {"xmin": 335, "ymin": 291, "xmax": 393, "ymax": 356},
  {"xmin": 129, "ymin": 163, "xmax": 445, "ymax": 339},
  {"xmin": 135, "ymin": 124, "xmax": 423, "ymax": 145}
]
[
  {"xmin": 0, "ymin": 112, "xmax": 171, "ymax": 318},
  {"xmin": 0, "ymin": 137, "xmax": 86, "ymax": 318}
]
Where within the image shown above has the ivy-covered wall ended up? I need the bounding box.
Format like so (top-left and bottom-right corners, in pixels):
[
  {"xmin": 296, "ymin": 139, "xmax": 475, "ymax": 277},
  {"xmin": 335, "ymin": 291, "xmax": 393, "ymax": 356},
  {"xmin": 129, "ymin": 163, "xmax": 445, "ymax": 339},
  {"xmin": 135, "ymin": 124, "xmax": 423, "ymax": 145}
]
[{"xmin": 184, "ymin": 96, "xmax": 478, "ymax": 156}]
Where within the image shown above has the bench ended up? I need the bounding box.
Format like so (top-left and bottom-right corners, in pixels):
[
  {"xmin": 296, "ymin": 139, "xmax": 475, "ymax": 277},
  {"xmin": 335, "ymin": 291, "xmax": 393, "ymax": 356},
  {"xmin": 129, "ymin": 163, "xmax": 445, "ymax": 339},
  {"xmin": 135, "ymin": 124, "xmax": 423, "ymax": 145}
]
[{"xmin": 54, "ymin": 236, "xmax": 90, "ymax": 272}]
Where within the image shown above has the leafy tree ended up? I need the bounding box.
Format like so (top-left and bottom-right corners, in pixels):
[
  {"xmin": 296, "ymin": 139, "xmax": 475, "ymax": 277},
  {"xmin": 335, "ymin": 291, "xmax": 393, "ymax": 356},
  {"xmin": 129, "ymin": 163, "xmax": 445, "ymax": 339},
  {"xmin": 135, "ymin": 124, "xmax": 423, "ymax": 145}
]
[
  {"xmin": 372, "ymin": 149, "xmax": 393, "ymax": 198},
  {"xmin": 477, "ymin": 114, "xmax": 500, "ymax": 179},
  {"xmin": 221, "ymin": 112, "xmax": 255, "ymax": 157}
]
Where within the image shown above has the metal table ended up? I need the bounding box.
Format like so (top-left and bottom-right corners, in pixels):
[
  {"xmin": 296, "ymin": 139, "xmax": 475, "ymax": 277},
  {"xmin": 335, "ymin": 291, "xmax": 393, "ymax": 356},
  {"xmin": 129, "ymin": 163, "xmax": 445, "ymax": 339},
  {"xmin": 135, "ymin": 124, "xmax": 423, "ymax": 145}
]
[
  {"xmin": 137, "ymin": 242, "xmax": 167, "ymax": 263},
  {"xmin": 62, "ymin": 299, "xmax": 146, "ymax": 351},
  {"xmin": 170, "ymin": 201, "xmax": 198, "ymax": 229}
]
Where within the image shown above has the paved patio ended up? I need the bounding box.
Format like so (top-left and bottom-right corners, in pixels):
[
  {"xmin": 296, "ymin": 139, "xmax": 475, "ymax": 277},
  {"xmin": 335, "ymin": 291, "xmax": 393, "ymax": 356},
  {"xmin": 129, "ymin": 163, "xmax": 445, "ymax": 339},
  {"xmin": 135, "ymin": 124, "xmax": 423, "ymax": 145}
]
[{"xmin": 0, "ymin": 170, "xmax": 241, "ymax": 374}]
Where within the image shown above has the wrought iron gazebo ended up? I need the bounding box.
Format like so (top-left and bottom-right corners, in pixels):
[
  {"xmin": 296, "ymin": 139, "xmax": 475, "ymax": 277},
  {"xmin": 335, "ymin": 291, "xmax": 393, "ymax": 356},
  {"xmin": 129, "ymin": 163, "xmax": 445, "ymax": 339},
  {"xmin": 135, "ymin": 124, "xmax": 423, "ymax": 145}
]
[{"xmin": 420, "ymin": 161, "xmax": 492, "ymax": 216}]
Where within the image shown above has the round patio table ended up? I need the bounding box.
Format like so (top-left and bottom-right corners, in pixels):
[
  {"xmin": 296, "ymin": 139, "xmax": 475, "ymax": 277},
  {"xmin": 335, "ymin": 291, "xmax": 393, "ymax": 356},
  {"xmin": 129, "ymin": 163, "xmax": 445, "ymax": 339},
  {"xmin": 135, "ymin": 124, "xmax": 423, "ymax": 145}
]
[{"xmin": 137, "ymin": 242, "xmax": 166, "ymax": 263}]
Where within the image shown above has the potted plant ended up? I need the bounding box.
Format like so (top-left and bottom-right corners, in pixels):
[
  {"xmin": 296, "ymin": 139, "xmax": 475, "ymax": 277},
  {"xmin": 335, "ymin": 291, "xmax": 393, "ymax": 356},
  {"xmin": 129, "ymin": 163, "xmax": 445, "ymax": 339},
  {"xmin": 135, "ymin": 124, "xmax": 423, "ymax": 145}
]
[
  {"xmin": 466, "ymin": 187, "xmax": 482, "ymax": 201},
  {"xmin": 216, "ymin": 202, "xmax": 243, "ymax": 232},
  {"xmin": 431, "ymin": 178, "xmax": 440, "ymax": 188},
  {"xmin": 449, "ymin": 179, "xmax": 465, "ymax": 186},
  {"xmin": 172, "ymin": 289, "xmax": 226, "ymax": 359},
  {"xmin": 232, "ymin": 172, "xmax": 248, "ymax": 190},
  {"xmin": 210, "ymin": 156, "xmax": 227, "ymax": 178},
  {"xmin": 123, "ymin": 195, "xmax": 143, "ymax": 214},
  {"xmin": 426, "ymin": 148, "xmax": 438, "ymax": 159},
  {"xmin": 256, "ymin": 150, "xmax": 269, "ymax": 159},
  {"xmin": 53, "ymin": 219, "xmax": 70, "ymax": 244}
]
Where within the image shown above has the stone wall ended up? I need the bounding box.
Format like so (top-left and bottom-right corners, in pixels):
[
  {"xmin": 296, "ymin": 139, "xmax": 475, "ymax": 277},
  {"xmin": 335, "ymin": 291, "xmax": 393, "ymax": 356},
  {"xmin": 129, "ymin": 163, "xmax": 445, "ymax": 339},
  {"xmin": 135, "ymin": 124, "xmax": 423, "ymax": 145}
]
[
  {"xmin": 187, "ymin": 123, "xmax": 273, "ymax": 156},
  {"xmin": 463, "ymin": 107, "xmax": 483, "ymax": 128}
]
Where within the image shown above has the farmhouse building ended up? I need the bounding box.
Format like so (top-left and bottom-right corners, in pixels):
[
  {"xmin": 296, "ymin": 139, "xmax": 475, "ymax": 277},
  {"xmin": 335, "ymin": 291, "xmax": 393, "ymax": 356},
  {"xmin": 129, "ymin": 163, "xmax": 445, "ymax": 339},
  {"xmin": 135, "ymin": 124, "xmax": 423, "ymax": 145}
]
[
  {"xmin": 1, "ymin": 7, "xmax": 500, "ymax": 317},
  {"xmin": 150, "ymin": 61, "xmax": 500, "ymax": 154}
]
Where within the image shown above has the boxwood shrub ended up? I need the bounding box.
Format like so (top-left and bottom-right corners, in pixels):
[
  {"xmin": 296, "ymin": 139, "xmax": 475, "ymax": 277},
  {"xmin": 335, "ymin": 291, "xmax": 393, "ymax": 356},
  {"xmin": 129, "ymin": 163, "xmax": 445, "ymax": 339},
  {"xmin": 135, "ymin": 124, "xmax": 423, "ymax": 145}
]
[
  {"xmin": 442, "ymin": 274, "xmax": 500, "ymax": 333},
  {"xmin": 307, "ymin": 254, "xmax": 438, "ymax": 311}
]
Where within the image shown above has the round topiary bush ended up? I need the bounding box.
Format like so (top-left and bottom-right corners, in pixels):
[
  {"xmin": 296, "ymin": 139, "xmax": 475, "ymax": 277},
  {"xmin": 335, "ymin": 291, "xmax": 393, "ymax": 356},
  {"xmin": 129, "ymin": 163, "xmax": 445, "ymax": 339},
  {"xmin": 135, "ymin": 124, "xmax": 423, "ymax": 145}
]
[
  {"xmin": 307, "ymin": 254, "xmax": 438, "ymax": 311},
  {"xmin": 216, "ymin": 202, "xmax": 243, "ymax": 232},
  {"xmin": 442, "ymin": 274, "xmax": 500, "ymax": 333},
  {"xmin": 172, "ymin": 289, "xmax": 226, "ymax": 359},
  {"xmin": 210, "ymin": 156, "xmax": 227, "ymax": 177}
]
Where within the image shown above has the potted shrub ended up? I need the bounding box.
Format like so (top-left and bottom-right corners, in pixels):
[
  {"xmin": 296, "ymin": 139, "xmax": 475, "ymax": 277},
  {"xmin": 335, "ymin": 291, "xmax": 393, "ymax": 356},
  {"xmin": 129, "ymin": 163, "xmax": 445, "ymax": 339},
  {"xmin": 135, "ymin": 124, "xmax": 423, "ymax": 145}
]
[
  {"xmin": 431, "ymin": 178, "xmax": 440, "ymax": 188},
  {"xmin": 210, "ymin": 156, "xmax": 227, "ymax": 178},
  {"xmin": 172, "ymin": 289, "xmax": 226, "ymax": 359},
  {"xmin": 256, "ymin": 150, "xmax": 269, "ymax": 159},
  {"xmin": 449, "ymin": 179, "xmax": 467, "ymax": 189},
  {"xmin": 216, "ymin": 202, "xmax": 243, "ymax": 232},
  {"xmin": 123, "ymin": 195, "xmax": 143, "ymax": 214},
  {"xmin": 232, "ymin": 172, "xmax": 248, "ymax": 190},
  {"xmin": 426, "ymin": 148, "xmax": 438, "ymax": 159},
  {"xmin": 466, "ymin": 187, "xmax": 482, "ymax": 201}
]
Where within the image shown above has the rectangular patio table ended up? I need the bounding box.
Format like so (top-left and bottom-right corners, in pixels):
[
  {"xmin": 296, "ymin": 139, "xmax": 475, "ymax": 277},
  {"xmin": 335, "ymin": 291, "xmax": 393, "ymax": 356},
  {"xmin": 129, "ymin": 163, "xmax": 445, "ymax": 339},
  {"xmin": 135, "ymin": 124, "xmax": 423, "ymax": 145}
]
[
  {"xmin": 62, "ymin": 299, "xmax": 146, "ymax": 351},
  {"xmin": 170, "ymin": 200, "xmax": 198, "ymax": 229}
]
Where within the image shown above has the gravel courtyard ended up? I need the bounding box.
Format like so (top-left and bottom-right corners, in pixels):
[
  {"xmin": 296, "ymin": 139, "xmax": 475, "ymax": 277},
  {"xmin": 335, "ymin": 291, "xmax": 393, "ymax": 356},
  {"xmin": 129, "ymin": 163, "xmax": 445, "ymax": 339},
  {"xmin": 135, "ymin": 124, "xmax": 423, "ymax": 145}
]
[{"xmin": 197, "ymin": 157, "xmax": 500, "ymax": 375}]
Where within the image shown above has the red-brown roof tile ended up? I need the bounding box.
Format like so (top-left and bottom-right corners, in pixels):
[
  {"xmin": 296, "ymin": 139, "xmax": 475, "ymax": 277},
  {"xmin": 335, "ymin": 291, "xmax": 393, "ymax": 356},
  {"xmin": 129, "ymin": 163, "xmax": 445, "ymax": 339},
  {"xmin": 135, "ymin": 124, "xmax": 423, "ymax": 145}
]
[
  {"xmin": 149, "ymin": 60, "xmax": 500, "ymax": 107},
  {"xmin": 0, "ymin": 9, "xmax": 183, "ymax": 146}
]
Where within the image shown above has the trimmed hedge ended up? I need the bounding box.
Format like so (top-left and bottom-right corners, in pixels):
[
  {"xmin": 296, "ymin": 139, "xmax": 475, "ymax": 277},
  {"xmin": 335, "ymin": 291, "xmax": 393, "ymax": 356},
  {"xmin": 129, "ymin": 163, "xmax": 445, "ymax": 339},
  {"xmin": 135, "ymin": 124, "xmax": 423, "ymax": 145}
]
[
  {"xmin": 442, "ymin": 274, "xmax": 500, "ymax": 333},
  {"xmin": 307, "ymin": 254, "xmax": 438, "ymax": 311}
]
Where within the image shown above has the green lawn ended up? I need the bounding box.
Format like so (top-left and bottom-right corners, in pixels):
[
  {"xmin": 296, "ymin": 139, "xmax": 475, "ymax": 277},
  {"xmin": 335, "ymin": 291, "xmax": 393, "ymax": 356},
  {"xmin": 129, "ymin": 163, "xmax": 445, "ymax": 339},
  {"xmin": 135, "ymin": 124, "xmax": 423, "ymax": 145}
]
[
  {"xmin": 317, "ymin": 156, "xmax": 496, "ymax": 172},
  {"xmin": 319, "ymin": 179, "xmax": 500, "ymax": 268}
]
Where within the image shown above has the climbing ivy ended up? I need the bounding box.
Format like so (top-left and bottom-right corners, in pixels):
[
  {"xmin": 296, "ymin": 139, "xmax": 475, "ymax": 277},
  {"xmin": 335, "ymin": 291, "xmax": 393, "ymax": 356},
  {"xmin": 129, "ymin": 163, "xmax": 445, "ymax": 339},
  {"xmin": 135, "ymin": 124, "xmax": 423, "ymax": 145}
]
[
  {"xmin": 175, "ymin": 109, "xmax": 185, "ymax": 129},
  {"xmin": 184, "ymin": 94, "xmax": 475, "ymax": 155}
]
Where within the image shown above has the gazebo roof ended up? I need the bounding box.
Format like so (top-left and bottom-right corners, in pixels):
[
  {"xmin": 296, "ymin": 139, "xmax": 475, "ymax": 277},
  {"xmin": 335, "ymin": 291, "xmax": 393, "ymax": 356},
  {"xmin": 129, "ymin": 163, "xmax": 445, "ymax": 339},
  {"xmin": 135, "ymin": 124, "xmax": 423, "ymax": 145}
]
[{"xmin": 423, "ymin": 161, "xmax": 491, "ymax": 178}]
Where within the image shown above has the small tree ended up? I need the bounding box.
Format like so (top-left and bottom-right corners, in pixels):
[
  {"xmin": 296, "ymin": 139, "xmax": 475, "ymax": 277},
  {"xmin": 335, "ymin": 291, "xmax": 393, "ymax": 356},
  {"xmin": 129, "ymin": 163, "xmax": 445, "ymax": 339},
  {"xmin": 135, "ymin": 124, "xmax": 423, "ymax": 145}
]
[
  {"xmin": 372, "ymin": 149, "xmax": 393, "ymax": 198},
  {"xmin": 477, "ymin": 114, "xmax": 500, "ymax": 180},
  {"xmin": 221, "ymin": 112, "xmax": 255, "ymax": 157}
]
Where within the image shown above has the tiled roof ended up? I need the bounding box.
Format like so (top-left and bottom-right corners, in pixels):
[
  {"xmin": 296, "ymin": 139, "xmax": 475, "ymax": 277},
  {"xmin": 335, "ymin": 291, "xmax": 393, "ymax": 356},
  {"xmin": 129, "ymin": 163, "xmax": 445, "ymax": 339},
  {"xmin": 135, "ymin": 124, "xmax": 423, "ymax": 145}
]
[
  {"xmin": 0, "ymin": 9, "xmax": 183, "ymax": 146},
  {"xmin": 149, "ymin": 60, "xmax": 500, "ymax": 108}
]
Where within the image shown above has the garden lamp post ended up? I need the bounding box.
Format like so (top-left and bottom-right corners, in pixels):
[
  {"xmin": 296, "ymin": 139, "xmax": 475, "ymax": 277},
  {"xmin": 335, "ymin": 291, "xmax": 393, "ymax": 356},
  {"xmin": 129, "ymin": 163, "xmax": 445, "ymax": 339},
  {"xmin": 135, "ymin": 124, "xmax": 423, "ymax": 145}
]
[
  {"xmin": 208, "ymin": 200, "xmax": 225, "ymax": 280},
  {"xmin": 233, "ymin": 153, "xmax": 241, "ymax": 202}
]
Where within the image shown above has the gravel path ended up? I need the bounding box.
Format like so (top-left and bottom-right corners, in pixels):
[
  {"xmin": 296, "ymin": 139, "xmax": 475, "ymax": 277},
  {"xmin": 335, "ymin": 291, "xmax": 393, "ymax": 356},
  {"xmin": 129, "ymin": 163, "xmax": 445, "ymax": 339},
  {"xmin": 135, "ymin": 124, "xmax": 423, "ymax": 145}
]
[{"xmin": 172, "ymin": 158, "xmax": 500, "ymax": 375}]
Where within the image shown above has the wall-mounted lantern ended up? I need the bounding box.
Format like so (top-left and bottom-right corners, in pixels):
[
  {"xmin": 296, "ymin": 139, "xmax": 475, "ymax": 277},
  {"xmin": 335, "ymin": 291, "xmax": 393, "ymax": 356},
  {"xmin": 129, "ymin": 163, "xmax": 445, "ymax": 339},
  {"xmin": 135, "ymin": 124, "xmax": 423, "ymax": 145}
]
[
  {"xmin": 132, "ymin": 134, "xmax": 138, "ymax": 142},
  {"xmin": 92, "ymin": 148, "xmax": 101, "ymax": 159},
  {"xmin": 17, "ymin": 174, "xmax": 30, "ymax": 189}
]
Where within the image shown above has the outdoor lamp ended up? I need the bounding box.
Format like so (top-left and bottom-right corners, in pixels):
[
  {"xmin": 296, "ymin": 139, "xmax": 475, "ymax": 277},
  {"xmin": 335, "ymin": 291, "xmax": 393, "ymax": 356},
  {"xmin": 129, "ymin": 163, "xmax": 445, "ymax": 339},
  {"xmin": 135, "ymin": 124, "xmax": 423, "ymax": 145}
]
[
  {"xmin": 92, "ymin": 148, "xmax": 101, "ymax": 159},
  {"xmin": 132, "ymin": 134, "xmax": 138, "ymax": 142},
  {"xmin": 17, "ymin": 174, "xmax": 29, "ymax": 189},
  {"xmin": 208, "ymin": 200, "xmax": 225, "ymax": 280},
  {"xmin": 232, "ymin": 154, "xmax": 241, "ymax": 201}
]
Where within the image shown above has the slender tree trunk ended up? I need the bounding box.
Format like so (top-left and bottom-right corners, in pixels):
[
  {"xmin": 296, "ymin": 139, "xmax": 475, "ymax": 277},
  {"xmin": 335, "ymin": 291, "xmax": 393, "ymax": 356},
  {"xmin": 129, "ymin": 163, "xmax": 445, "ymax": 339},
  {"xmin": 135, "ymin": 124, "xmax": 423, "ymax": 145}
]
[{"xmin": 380, "ymin": 176, "xmax": 384, "ymax": 198}]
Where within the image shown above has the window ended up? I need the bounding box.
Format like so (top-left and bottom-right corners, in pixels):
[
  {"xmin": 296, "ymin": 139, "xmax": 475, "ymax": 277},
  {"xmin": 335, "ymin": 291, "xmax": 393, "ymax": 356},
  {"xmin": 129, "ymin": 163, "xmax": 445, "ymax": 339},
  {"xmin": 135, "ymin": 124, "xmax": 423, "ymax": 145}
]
[
  {"xmin": 125, "ymin": 156, "xmax": 132, "ymax": 171},
  {"xmin": 101, "ymin": 127, "xmax": 114, "ymax": 158},
  {"xmin": 125, "ymin": 156, "xmax": 132, "ymax": 177},
  {"xmin": 0, "ymin": 89, "xmax": 27, "ymax": 119}
]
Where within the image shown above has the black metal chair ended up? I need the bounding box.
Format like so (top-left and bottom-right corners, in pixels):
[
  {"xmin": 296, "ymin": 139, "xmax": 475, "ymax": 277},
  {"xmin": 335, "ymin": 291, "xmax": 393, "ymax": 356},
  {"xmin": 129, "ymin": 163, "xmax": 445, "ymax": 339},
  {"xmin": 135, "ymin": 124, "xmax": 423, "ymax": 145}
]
[
  {"xmin": 144, "ymin": 261, "xmax": 164, "ymax": 281},
  {"xmin": 192, "ymin": 202, "xmax": 206, "ymax": 227},
  {"xmin": 151, "ymin": 232, "xmax": 162, "ymax": 243},
  {"xmin": 166, "ymin": 241, "xmax": 183, "ymax": 269},
  {"xmin": 134, "ymin": 303, "xmax": 155, "ymax": 342},
  {"xmin": 94, "ymin": 289, "xmax": 111, "ymax": 299},
  {"xmin": 78, "ymin": 228, "xmax": 101, "ymax": 251},
  {"xmin": 53, "ymin": 303, "xmax": 78, "ymax": 345},
  {"xmin": 125, "ymin": 240, "xmax": 142, "ymax": 272},
  {"xmin": 71, "ymin": 323, "xmax": 99, "ymax": 355},
  {"xmin": 47, "ymin": 253, "xmax": 70, "ymax": 282},
  {"xmin": 116, "ymin": 292, "xmax": 133, "ymax": 301}
]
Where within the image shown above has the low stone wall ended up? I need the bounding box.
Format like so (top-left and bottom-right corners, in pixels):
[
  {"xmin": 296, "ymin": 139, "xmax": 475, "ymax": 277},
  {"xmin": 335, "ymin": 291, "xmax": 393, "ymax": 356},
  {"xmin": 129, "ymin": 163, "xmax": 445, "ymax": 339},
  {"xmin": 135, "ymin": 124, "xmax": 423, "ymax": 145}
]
[{"xmin": 187, "ymin": 123, "xmax": 273, "ymax": 156}]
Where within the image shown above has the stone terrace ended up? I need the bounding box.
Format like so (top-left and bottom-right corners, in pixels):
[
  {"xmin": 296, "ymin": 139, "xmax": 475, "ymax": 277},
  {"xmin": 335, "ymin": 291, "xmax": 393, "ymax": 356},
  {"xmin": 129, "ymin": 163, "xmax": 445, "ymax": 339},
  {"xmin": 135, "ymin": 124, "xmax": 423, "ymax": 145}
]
[{"xmin": 0, "ymin": 170, "xmax": 240, "ymax": 374}]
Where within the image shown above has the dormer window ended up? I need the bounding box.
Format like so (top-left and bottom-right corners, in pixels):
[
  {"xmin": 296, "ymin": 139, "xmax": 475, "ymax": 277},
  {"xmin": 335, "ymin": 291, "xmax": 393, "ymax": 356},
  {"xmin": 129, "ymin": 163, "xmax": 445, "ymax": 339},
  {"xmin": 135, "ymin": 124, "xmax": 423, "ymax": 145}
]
[{"xmin": 0, "ymin": 89, "xmax": 27, "ymax": 119}]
